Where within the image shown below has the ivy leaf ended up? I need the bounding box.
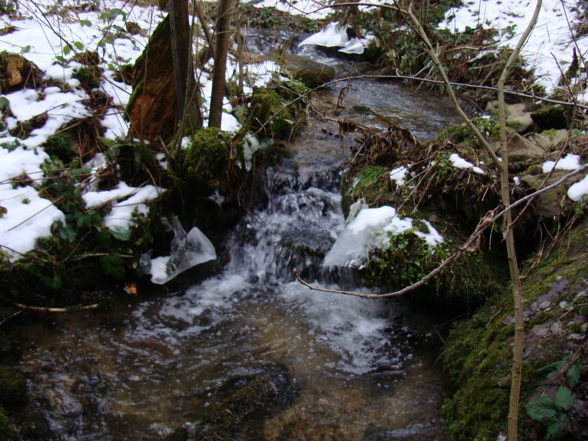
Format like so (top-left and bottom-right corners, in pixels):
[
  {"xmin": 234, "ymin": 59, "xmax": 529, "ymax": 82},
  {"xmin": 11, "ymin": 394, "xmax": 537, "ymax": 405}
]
[
  {"xmin": 525, "ymin": 396, "xmax": 557, "ymax": 421},
  {"xmin": 555, "ymin": 386, "xmax": 573, "ymax": 410},
  {"xmin": 110, "ymin": 228, "xmax": 131, "ymax": 242},
  {"xmin": 567, "ymin": 363, "xmax": 581, "ymax": 388}
]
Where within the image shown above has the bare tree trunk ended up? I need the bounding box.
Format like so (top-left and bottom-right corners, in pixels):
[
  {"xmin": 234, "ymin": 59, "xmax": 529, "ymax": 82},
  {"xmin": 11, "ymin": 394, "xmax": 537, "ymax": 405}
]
[
  {"xmin": 208, "ymin": 0, "xmax": 233, "ymax": 128},
  {"xmin": 499, "ymin": 3, "xmax": 542, "ymax": 439},
  {"xmin": 169, "ymin": 0, "xmax": 195, "ymax": 120}
]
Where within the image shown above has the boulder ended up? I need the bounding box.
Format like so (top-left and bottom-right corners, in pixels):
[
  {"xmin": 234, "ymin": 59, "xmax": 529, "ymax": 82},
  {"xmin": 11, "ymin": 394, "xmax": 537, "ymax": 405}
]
[
  {"xmin": 164, "ymin": 364, "xmax": 300, "ymax": 441},
  {"xmin": 0, "ymin": 53, "xmax": 43, "ymax": 93},
  {"xmin": 485, "ymin": 101, "xmax": 536, "ymax": 133},
  {"xmin": 282, "ymin": 53, "xmax": 335, "ymax": 88},
  {"xmin": 490, "ymin": 129, "xmax": 547, "ymax": 162},
  {"xmin": 525, "ymin": 129, "xmax": 568, "ymax": 153}
]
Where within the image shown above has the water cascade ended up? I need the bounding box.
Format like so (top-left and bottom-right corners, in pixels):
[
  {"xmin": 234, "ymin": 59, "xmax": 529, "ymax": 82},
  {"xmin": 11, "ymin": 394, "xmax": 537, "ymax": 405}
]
[{"xmin": 16, "ymin": 59, "xmax": 465, "ymax": 440}]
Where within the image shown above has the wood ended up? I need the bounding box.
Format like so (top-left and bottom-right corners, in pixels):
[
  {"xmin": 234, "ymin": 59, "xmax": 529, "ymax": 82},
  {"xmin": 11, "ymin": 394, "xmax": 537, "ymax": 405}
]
[{"xmin": 125, "ymin": 15, "xmax": 178, "ymax": 143}]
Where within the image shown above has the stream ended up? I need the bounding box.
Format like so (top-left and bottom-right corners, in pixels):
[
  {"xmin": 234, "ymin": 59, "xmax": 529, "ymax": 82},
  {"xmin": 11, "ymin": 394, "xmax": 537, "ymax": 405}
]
[{"xmin": 14, "ymin": 46, "xmax": 467, "ymax": 441}]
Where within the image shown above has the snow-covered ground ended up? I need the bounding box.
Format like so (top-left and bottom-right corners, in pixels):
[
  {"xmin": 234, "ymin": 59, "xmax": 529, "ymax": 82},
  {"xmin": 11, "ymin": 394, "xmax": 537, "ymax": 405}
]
[{"xmin": 0, "ymin": 0, "xmax": 587, "ymax": 262}]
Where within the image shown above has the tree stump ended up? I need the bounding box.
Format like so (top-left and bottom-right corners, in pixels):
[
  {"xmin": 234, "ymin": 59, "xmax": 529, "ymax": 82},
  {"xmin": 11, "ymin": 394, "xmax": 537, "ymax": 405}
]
[{"xmin": 125, "ymin": 15, "xmax": 178, "ymax": 143}]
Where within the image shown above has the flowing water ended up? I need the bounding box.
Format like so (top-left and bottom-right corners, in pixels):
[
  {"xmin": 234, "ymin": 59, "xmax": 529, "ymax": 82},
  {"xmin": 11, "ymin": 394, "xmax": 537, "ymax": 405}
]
[{"xmin": 13, "ymin": 47, "xmax": 467, "ymax": 440}]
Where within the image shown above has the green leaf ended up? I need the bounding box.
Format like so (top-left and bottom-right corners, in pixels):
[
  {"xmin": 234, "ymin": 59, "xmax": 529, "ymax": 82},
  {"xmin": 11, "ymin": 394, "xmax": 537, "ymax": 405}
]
[
  {"xmin": 525, "ymin": 396, "xmax": 557, "ymax": 421},
  {"xmin": 54, "ymin": 55, "xmax": 67, "ymax": 64},
  {"xmin": 555, "ymin": 386, "xmax": 573, "ymax": 409},
  {"xmin": 110, "ymin": 228, "xmax": 131, "ymax": 242},
  {"xmin": 107, "ymin": 8, "xmax": 122, "ymax": 21},
  {"xmin": 546, "ymin": 414, "xmax": 570, "ymax": 440},
  {"xmin": 99, "ymin": 255, "xmax": 125, "ymax": 279},
  {"xmin": 80, "ymin": 19, "xmax": 92, "ymax": 27},
  {"xmin": 73, "ymin": 41, "xmax": 84, "ymax": 50},
  {"xmin": 58, "ymin": 224, "xmax": 76, "ymax": 243},
  {"xmin": 567, "ymin": 363, "xmax": 581, "ymax": 388},
  {"xmin": 63, "ymin": 45, "xmax": 71, "ymax": 56},
  {"xmin": 20, "ymin": 44, "xmax": 30, "ymax": 54},
  {"xmin": 0, "ymin": 96, "xmax": 10, "ymax": 110}
]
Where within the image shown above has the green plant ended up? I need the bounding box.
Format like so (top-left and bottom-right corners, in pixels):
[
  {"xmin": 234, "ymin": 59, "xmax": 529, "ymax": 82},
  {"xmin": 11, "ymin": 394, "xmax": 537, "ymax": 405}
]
[{"xmin": 525, "ymin": 358, "xmax": 581, "ymax": 440}]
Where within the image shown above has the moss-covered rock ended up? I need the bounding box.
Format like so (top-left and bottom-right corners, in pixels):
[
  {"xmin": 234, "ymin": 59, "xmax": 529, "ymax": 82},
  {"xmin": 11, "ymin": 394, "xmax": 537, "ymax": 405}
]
[
  {"xmin": 531, "ymin": 104, "xmax": 568, "ymax": 131},
  {"xmin": 282, "ymin": 53, "xmax": 335, "ymax": 88},
  {"xmin": 441, "ymin": 217, "xmax": 588, "ymax": 441}
]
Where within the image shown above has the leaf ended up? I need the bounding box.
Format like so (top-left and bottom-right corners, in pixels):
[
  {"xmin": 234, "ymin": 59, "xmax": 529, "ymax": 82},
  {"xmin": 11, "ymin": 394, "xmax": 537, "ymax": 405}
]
[
  {"xmin": 20, "ymin": 44, "xmax": 30, "ymax": 54},
  {"xmin": 73, "ymin": 41, "xmax": 84, "ymax": 50},
  {"xmin": 110, "ymin": 228, "xmax": 130, "ymax": 242},
  {"xmin": 63, "ymin": 45, "xmax": 71, "ymax": 55},
  {"xmin": 99, "ymin": 255, "xmax": 125, "ymax": 279},
  {"xmin": 0, "ymin": 96, "xmax": 10, "ymax": 110},
  {"xmin": 525, "ymin": 396, "xmax": 557, "ymax": 421},
  {"xmin": 80, "ymin": 19, "xmax": 92, "ymax": 27},
  {"xmin": 567, "ymin": 363, "xmax": 581, "ymax": 388},
  {"xmin": 107, "ymin": 8, "xmax": 122, "ymax": 21},
  {"xmin": 579, "ymin": 305, "xmax": 588, "ymax": 317},
  {"xmin": 555, "ymin": 386, "xmax": 573, "ymax": 409}
]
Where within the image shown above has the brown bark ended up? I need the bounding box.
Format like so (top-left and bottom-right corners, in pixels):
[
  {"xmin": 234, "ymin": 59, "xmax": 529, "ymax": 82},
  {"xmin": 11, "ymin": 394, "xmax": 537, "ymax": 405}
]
[
  {"xmin": 125, "ymin": 15, "xmax": 178, "ymax": 143},
  {"xmin": 208, "ymin": 0, "xmax": 233, "ymax": 128}
]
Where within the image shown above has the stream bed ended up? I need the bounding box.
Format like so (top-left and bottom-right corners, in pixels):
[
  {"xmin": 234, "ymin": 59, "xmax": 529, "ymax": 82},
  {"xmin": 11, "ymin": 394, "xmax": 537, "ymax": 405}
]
[{"xmin": 14, "ymin": 62, "xmax": 466, "ymax": 440}]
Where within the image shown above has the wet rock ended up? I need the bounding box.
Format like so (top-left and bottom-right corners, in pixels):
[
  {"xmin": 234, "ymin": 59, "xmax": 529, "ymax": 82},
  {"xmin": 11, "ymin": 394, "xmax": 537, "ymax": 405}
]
[
  {"xmin": 282, "ymin": 53, "xmax": 335, "ymax": 88},
  {"xmin": 521, "ymin": 171, "xmax": 584, "ymax": 219},
  {"xmin": 164, "ymin": 364, "xmax": 300, "ymax": 441},
  {"xmin": 490, "ymin": 129, "xmax": 547, "ymax": 162},
  {"xmin": 526, "ymin": 129, "xmax": 568, "ymax": 152},
  {"xmin": 486, "ymin": 101, "xmax": 536, "ymax": 133}
]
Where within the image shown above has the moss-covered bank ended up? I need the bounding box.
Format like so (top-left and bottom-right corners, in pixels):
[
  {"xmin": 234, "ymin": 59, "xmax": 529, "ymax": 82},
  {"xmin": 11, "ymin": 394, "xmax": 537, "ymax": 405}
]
[{"xmin": 442, "ymin": 216, "xmax": 588, "ymax": 441}]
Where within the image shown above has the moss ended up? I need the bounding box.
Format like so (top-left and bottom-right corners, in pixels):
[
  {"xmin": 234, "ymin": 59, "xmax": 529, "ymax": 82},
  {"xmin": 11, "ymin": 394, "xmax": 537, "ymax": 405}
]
[
  {"xmin": 531, "ymin": 104, "xmax": 568, "ymax": 131},
  {"xmin": 441, "ymin": 218, "xmax": 588, "ymax": 440},
  {"xmin": 72, "ymin": 66, "xmax": 101, "ymax": 90},
  {"xmin": 437, "ymin": 117, "xmax": 500, "ymax": 147},
  {"xmin": 0, "ymin": 366, "xmax": 26, "ymax": 410},
  {"xmin": 43, "ymin": 133, "xmax": 75, "ymax": 164},
  {"xmin": 250, "ymin": 89, "xmax": 297, "ymax": 139},
  {"xmin": 181, "ymin": 127, "xmax": 230, "ymax": 188},
  {"xmin": 0, "ymin": 406, "xmax": 17, "ymax": 441}
]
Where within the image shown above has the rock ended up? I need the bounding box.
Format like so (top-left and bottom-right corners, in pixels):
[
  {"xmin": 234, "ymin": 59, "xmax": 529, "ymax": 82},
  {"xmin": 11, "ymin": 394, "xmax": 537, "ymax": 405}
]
[
  {"xmin": 490, "ymin": 129, "xmax": 547, "ymax": 162},
  {"xmin": 531, "ymin": 104, "xmax": 568, "ymax": 130},
  {"xmin": 485, "ymin": 101, "xmax": 536, "ymax": 133},
  {"xmin": 164, "ymin": 364, "xmax": 300, "ymax": 441},
  {"xmin": 282, "ymin": 53, "xmax": 335, "ymax": 88},
  {"xmin": 520, "ymin": 171, "xmax": 583, "ymax": 219},
  {"xmin": 525, "ymin": 129, "xmax": 568, "ymax": 152},
  {"xmin": 0, "ymin": 53, "xmax": 43, "ymax": 93}
]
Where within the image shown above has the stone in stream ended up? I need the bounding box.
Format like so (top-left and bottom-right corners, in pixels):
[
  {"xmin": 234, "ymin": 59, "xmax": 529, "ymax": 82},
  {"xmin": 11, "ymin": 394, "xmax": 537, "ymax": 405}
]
[
  {"xmin": 282, "ymin": 53, "xmax": 335, "ymax": 88},
  {"xmin": 164, "ymin": 364, "xmax": 301, "ymax": 441}
]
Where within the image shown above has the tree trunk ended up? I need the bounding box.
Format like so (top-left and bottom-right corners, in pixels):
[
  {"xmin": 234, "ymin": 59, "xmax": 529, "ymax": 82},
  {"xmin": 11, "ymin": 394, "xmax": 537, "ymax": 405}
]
[
  {"xmin": 125, "ymin": 15, "xmax": 178, "ymax": 143},
  {"xmin": 208, "ymin": 0, "xmax": 233, "ymax": 128},
  {"xmin": 169, "ymin": 0, "xmax": 193, "ymax": 120}
]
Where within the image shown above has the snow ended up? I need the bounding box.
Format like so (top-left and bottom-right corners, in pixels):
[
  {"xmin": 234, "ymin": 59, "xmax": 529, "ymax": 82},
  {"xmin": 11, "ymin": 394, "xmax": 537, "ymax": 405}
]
[
  {"xmin": 1, "ymin": 0, "xmax": 586, "ymax": 261},
  {"xmin": 442, "ymin": 0, "xmax": 588, "ymax": 93},
  {"xmin": 449, "ymin": 153, "xmax": 486, "ymax": 175},
  {"xmin": 567, "ymin": 174, "xmax": 588, "ymax": 201},
  {"xmin": 324, "ymin": 205, "xmax": 444, "ymax": 268},
  {"xmin": 389, "ymin": 166, "xmax": 408, "ymax": 186},
  {"xmin": 542, "ymin": 153, "xmax": 582, "ymax": 173},
  {"xmin": 299, "ymin": 22, "xmax": 374, "ymax": 55}
]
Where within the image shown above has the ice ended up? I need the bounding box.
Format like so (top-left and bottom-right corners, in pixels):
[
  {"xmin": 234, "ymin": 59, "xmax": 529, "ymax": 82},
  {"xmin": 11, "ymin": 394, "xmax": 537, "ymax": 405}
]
[{"xmin": 148, "ymin": 218, "xmax": 216, "ymax": 285}]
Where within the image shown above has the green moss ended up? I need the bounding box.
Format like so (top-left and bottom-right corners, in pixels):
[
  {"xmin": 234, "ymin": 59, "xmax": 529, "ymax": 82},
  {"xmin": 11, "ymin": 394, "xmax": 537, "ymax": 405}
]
[
  {"xmin": 43, "ymin": 134, "xmax": 75, "ymax": 164},
  {"xmin": 72, "ymin": 66, "xmax": 101, "ymax": 90},
  {"xmin": 250, "ymin": 89, "xmax": 297, "ymax": 139},
  {"xmin": 182, "ymin": 127, "xmax": 230, "ymax": 186},
  {"xmin": 0, "ymin": 366, "xmax": 26, "ymax": 410},
  {"xmin": 531, "ymin": 104, "xmax": 568, "ymax": 131},
  {"xmin": 437, "ymin": 117, "xmax": 500, "ymax": 147}
]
